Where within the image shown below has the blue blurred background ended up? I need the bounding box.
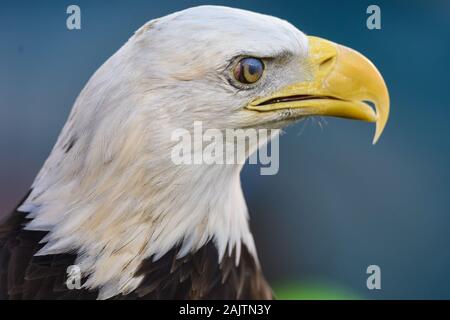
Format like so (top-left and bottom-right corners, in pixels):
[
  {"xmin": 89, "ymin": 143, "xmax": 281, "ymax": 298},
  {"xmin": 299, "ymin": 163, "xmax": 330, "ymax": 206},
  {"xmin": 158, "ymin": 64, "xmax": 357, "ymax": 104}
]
[{"xmin": 1, "ymin": 0, "xmax": 449, "ymax": 299}]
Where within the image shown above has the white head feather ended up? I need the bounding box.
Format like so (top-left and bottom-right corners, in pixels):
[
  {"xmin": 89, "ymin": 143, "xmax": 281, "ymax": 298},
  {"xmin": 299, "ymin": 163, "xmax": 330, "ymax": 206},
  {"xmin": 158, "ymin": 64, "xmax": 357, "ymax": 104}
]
[{"xmin": 19, "ymin": 6, "xmax": 309, "ymax": 298}]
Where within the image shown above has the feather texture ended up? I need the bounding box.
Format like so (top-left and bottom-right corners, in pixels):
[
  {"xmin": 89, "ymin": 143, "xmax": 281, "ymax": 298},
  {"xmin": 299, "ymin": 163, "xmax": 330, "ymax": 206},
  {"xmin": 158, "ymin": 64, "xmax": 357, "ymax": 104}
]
[{"xmin": 0, "ymin": 202, "xmax": 272, "ymax": 299}]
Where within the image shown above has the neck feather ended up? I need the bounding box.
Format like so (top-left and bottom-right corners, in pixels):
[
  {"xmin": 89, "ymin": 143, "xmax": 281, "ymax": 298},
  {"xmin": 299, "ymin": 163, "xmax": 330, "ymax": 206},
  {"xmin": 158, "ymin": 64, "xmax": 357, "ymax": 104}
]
[{"xmin": 20, "ymin": 159, "xmax": 258, "ymax": 297}]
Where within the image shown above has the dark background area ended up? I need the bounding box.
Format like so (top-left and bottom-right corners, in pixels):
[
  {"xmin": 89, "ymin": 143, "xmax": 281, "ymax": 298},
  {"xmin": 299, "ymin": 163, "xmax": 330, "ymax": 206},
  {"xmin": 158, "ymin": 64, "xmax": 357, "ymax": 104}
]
[{"xmin": 1, "ymin": 0, "xmax": 449, "ymax": 299}]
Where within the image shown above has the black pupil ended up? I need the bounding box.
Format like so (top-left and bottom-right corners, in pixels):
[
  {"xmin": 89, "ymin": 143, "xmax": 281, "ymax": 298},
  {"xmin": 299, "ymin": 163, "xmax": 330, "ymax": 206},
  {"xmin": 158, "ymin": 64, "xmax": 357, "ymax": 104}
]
[
  {"xmin": 246, "ymin": 59, "xmax": 260, "ymax": 75},
  {"xmin": 240, "ymin": 58, "xmax": 262, "ymax": 83}
]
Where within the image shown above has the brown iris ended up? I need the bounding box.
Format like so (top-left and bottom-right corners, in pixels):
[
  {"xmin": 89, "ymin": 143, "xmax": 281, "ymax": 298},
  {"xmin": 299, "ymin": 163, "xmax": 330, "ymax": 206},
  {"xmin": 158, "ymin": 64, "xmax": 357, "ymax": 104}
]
[{"xmin": 233, "ymin": 57, "xmax": 264, "ymax": 84}]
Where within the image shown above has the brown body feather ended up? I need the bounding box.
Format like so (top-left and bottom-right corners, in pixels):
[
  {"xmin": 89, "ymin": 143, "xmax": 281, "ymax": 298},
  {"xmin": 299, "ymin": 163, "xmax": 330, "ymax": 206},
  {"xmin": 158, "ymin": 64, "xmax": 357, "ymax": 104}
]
[{"xmin": 0, "ymin": 196, "xmax": 273, "ymax": 299}]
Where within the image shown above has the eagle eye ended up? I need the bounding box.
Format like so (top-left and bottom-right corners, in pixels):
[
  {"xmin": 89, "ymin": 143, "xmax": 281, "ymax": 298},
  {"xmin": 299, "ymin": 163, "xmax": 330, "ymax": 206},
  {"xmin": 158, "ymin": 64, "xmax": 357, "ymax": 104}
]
[{"xmin": 233, "ymin": 57, "xmax": 264, "ymax": 84}]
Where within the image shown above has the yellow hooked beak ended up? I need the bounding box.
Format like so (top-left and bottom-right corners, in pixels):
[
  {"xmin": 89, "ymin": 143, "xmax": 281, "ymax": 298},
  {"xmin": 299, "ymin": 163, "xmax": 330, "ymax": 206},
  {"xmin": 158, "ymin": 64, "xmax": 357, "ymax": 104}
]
[{"xmin": 246, "ymin": 36, "xmax": 390, "ymax": 144}]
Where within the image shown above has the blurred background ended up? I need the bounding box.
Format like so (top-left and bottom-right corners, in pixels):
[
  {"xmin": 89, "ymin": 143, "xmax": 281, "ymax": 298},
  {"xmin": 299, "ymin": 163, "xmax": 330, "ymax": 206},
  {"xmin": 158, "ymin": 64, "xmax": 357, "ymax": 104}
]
[{"xmin": 1, "ymin": 0, "xmax": 449, "ymax": 299}]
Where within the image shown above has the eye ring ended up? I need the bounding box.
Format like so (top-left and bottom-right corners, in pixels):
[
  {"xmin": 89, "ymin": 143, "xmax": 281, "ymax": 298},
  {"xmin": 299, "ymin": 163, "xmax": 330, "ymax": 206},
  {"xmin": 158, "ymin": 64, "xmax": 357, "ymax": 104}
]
[{"xmin": 233, "ymin": 57, "xmax": 264, "ymax": 84}]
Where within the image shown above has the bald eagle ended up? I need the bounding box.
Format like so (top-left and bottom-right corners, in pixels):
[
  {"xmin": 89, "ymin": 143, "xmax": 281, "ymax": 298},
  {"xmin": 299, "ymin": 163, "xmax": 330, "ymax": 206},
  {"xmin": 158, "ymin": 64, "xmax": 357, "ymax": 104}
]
[{"xmin": 0, "ymin": 6, "xmax": 389, "ymax": 300}]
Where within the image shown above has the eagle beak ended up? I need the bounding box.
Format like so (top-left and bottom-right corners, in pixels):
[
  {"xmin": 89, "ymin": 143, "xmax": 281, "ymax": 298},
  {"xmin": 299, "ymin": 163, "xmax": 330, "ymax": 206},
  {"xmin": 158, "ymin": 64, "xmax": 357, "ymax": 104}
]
[{"xmin": 247, "ymin": 36, "xmax": 390, "ymax": 144}]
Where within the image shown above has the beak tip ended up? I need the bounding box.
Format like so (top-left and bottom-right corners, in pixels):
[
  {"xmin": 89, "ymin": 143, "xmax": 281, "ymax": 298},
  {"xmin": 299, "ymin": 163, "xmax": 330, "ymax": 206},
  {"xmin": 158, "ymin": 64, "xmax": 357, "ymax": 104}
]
[
  {"xmin": 372, "ymin": 101, "xmax": 389, "ymax": 145},
  {"xmin": 372, "ymin": 120, "xmax": 387, "ymax": 145},
  {"xmin": 372, "ymin": 136, "xmax": 379, "ymax": 145}
]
